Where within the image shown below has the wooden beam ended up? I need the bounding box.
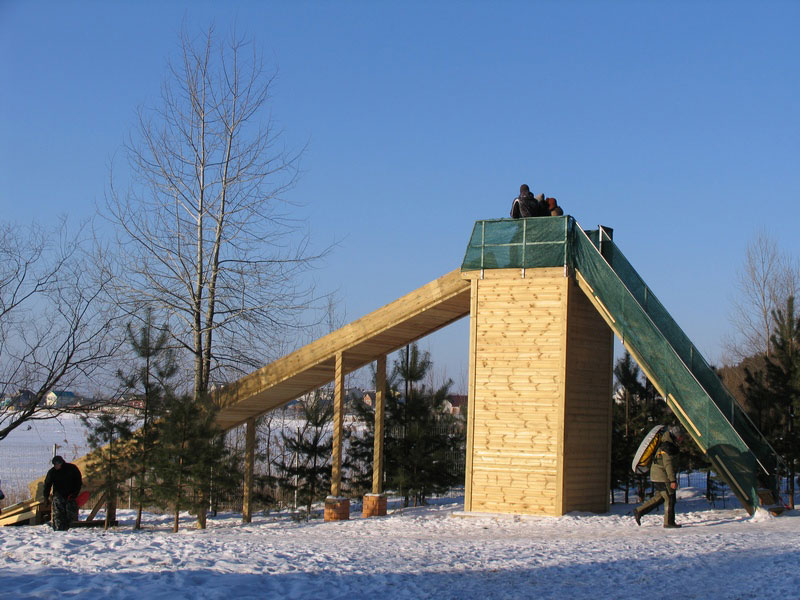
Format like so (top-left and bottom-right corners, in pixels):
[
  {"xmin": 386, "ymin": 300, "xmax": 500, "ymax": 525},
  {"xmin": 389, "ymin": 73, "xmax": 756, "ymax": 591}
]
[
  {"xmin": 243, "ymin": 417, "xmax": 256, "ymax": 523},
  {"xmin": 372, "ymin": 355, "xmax": 387, "ymax": 495},
  {"xmin": 0, "ymin": 498, "xmax": 45, "ymax": 526},
  {"xmin": 86, "ymin": 492, "xmax": 107, "ymax": 522},
  {"xmin": 213, "ymin": 269, "xmax": 470, "ymax": 430},
  {"xmin": 331, "ymin": 352, "xmax": 345, "ymax": 497}
]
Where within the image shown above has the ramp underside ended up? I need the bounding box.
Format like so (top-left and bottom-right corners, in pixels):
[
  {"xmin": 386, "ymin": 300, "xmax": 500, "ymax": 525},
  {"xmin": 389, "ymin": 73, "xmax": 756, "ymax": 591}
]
[{"xmin": 215, "ymin": 269, "xmax": 471, "ymax": 430}]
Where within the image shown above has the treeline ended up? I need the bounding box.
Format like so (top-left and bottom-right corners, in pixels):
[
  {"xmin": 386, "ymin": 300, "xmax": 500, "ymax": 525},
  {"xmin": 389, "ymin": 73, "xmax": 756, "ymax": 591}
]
[
  {"xmin": 719, "ymin": 232, "xmax": 800, "ymax": 509},
  {"xmin": 736, "ymin": 297, "xmax": 800, "ymax": 507}
]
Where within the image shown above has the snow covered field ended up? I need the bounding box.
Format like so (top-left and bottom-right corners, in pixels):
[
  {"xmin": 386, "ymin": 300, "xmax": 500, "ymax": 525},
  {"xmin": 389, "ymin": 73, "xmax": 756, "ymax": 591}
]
[
  {"xmin": 0, "ymin": 413, "xmax": 312, "ymax": 498},
  {"xmin": 1, "ymin": 492, "xmax": 799, "ymax": 600},
  {"xmin": 0, "ymin": 414, "xmax": 93, "ymax": 497},
  {"xmin": 2, "ymin": 415, "xmax": 800, "ymax": 599}
]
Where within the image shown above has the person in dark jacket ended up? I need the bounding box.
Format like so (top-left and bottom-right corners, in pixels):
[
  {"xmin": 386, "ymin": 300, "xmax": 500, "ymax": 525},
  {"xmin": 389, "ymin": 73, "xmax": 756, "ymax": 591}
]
[
  {"xmin": 43, "ymin": 455, "xmax": 82, "ymax": 531},
  {"xmin": 633, "ymin": 426, "xmax": 684, "ymax": 528},
  {"xmin": 511, "ymin": 184, "xmax": 547, "ymax": 218}
]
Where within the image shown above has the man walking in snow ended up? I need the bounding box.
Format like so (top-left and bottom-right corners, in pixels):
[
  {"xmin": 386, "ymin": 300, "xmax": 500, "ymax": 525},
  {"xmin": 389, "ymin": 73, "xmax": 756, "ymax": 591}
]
[
  {"xmin": 633, "ymin": 425, "xmax": 685, "ymax": 528},
  {"xmin": 43, "ymin": 456, "xmax": 82, "ymax": 531}
]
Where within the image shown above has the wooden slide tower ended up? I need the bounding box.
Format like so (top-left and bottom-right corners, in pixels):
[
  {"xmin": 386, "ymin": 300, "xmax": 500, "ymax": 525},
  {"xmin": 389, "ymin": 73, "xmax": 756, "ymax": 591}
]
[
  {"xmin": 461, "ymin": 267, "xmax": 612, "ymax": 516},
  {"xmin": 11, "ymin": 215, "xmax": 775, "ymax": 526}
]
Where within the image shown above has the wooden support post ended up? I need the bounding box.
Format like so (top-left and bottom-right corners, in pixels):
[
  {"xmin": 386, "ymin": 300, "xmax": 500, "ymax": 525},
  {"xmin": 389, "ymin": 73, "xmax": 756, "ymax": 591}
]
[
  {"xmin": 325, "ymin": 351, "xmax": 350, "ymax": 520},
  {"xmin": 331, "ymin": 351, "xmax": 344, "ymax": 497},
  {"xmin": 243, "ymin": 417, "xmax": 256, "ymax": 523},
  {"xmin": 372, "ymin": 354, "xmax": 386, "ymax": 495},
  {"xmin": 364, "ymin": 354, "xmax": 387, "ymax": 518}
]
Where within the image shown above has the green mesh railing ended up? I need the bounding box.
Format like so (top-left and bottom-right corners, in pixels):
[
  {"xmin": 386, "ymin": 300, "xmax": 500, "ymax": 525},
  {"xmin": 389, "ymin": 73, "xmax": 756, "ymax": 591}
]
[
  {"xmin": 462, "ymin": 216, "xmax": 782, "ymax": 512},
  {"xmin": 589, "ymin": 228, "xmax": 780, "ymax": 471},
  {"xmin": 572, "ymin": 227, "xmax": 782, "ymax": 511},
  {"xmin": 461, "ymin": 217, "xmax": 571, "ymax": 271}
]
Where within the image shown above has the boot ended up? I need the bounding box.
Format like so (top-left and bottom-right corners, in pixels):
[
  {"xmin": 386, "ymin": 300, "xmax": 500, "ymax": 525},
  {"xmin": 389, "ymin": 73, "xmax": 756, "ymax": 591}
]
[
  {"xmin": 664, "ymin": 495, "xmax": 679, "ymax": 528},
  {"xmin": 635, "ymin": 495, "xmax": 664, "ymax": 525}
]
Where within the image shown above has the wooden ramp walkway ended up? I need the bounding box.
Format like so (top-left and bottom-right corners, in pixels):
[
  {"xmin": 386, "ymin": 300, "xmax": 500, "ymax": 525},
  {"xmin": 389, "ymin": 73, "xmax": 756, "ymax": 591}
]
[
  {"xmin": 214, "ymin": 268, "xmax": 471, "ymax": 430},
  {"xmin": 3, "ymin": 268, "xmax": 469, "ymax": 525}
]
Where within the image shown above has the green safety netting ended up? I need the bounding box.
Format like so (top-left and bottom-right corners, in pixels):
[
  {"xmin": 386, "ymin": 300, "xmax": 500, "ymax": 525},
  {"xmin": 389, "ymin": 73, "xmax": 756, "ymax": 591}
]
[
  {"xmin": 461, "ymin": 216, "xmax": 782, "ymax": 512},
  {"xmin": 462, "ymin": 217, "xmax": 571, "ymax": 270}
]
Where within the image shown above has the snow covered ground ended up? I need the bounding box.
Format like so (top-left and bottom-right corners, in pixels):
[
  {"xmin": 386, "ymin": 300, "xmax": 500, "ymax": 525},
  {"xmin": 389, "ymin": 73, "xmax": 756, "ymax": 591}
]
[
  {"xmin": 1, "ymin": 491, "xmax": 798, "ymax": 600},
  {"xmin": 2, "ymin": 415, "xmax": 799, "ymax": 599}
]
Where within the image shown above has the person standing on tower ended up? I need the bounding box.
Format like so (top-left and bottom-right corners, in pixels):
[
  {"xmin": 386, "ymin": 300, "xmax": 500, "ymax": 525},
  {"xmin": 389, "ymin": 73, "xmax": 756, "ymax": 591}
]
[{"xmin": 510, "ymin": 184, "xmax": 547, "ymax": 218}]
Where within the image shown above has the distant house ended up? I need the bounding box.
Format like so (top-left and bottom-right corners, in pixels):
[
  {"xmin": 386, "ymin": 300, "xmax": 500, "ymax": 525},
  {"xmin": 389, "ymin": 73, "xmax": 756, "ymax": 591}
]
[
  {"xmin": 120, "ymin": 395, "xmax": 146, "ymax": 410},
  {"xmin": 1, "ymin": 389, "xmax": 38, "ymax": 411},
  {"xmin": 446, "ymin": 394, "xmax": 468, "ymax": 415},
  {"xmin": 45, "ymin": 390, "xmax": 78, "ymax": 408},
  {"xmin": 362, "ymin": 391, "xmax": 376, "ymax": 407}
]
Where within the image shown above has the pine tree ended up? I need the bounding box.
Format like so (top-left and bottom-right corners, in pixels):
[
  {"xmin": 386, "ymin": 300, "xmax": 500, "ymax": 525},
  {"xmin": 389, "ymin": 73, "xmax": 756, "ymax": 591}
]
[
  {"xmin": 611, "ymin": 352, "xmax": 645, "ymax": 503},
  {"xmin": 149, "ymin": 394, "xmax": 241, "ymax": 531},
  {"xmin": 741, "ymin": 297, "xmax": 800, "ymax": 507},
  {"xmin": 81, "ymin": 412, "xmax": 135, "ymax": 529},
  {"xmin": 384, "ymin": 344, "xmax": 464, "ymax": 507},
  {"xmin": 742, "ymin": 366, "xmax": 777, "ymax": 435},
  {"xmin": 763, "ymin": 297, "xmax": 800, "ymax": 506},
  {"xmin": 273, "ymin": 391, "xmax": 332, "ymax": 519},
  {"xmin": 343, "ymin": 397, "xmax": 375, "ymax": 497},
  {"xmin": 611, "ymin": 352, "xmax": 692, "ymax": 504},
  {"xmin": 117, "ymin": 308, "xmax": 178, "ymax": 529}
]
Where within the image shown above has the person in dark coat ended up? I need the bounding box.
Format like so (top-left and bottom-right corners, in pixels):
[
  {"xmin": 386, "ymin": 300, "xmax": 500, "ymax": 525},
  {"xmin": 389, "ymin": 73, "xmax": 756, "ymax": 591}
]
[
  {"xmin": 633, "ymin": 426, "xmax": 684, "ymax": 528},
  {"xmin": 43, "ymin": 455, "xmax": 82, "ymax": 531},
  {"xmin": 510, "ymin": 184, "xmax": 547, "ymax": 218}
]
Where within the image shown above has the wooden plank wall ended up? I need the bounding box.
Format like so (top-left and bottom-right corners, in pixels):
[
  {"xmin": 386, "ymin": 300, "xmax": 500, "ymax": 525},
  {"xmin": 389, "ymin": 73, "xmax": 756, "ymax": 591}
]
[
  {"xmin": 465, "ymin": 268, "xmax": 567, "ymax": 515},
  {"xmin": 463, "ymin": 268, "xmax": 613, "ymax": 516},
  {"xmin": 562, "ymin": 278, "xmax": 614, "ymax": 513}
]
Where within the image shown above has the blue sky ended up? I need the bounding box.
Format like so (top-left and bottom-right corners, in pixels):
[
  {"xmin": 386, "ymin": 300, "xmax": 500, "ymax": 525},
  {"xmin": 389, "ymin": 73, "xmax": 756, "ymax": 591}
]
[{"xmin": 2, "ymin": 1, "xmax": 799, "ymax": 392}]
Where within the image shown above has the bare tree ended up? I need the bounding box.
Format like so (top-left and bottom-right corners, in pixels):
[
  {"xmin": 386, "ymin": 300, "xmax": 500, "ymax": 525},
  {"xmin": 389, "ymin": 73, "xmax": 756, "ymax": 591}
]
[
  {"xmin": 103, "ymin": 27, "xmax": 327, "ymax": 400},
  {"xmin": 0, "ymin": 220, "xmax": 117, "ymax": 441},
  {"xmin": 725, "ymin": 231, "xmax": 800, "ymax": 362}
]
